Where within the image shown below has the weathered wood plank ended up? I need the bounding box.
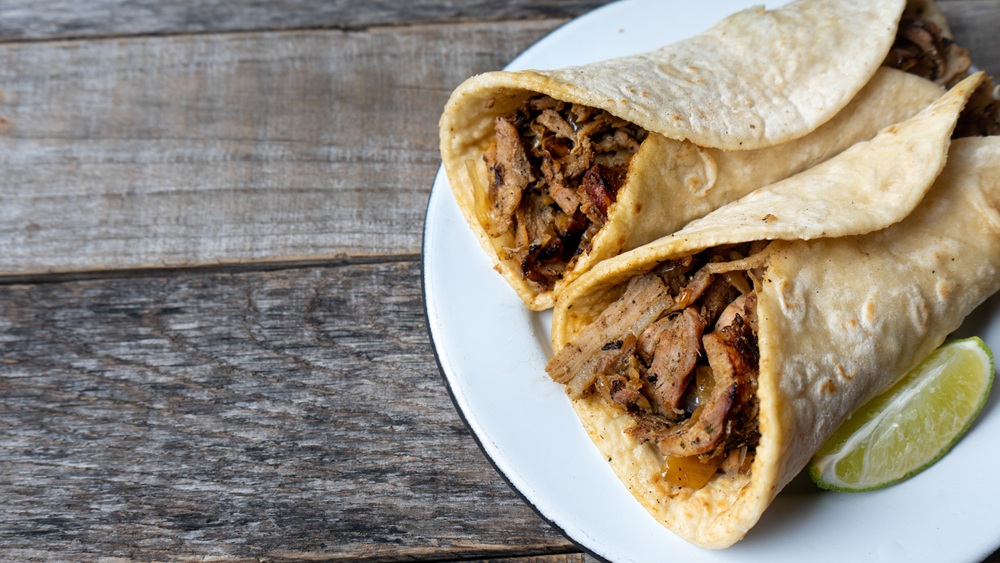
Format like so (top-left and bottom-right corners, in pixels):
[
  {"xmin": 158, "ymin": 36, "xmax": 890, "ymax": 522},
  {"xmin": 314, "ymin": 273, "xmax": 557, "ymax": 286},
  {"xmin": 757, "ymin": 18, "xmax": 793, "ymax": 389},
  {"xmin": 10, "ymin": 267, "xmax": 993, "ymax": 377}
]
[
  {"xmin": 940, "ymin": 1, "xmax": 1000, "ymax": 76},
  {"xmin": 0, "ymin": 0, "xmax": 985, "ymax": 42},
  {"xmin": 0, "ymin": 21, "xmax": 559, "ymax": 276},
  {"xmin": 0, "ymin": 0, "xmax": 609, "ymax": 41},
  {"xmin": 0, "ymin": 260, "xmax": 577, "ymax": 561}
]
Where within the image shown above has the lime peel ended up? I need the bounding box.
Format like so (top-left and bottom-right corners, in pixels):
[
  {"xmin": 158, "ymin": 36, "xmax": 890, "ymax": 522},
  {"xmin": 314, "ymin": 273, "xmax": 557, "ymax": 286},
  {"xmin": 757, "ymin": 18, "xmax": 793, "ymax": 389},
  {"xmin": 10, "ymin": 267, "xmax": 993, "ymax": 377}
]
[{"xmin": 809, "ymin": 337, "xmax": 995, "ymax": 492}]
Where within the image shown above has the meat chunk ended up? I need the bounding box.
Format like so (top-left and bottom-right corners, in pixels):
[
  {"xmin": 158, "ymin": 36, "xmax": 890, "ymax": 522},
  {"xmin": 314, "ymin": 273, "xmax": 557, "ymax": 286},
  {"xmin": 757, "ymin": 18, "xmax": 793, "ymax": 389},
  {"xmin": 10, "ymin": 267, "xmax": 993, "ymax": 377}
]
[
  {"xmin": 883, "ymin": 15, "xmax": 1000, "ymax": 138},
  {"xmin": 641, "ymin": 308, "xmax": 707, "ymax": 418},
  {"xmin": 885, "ymin": 17, "xmax": 970, "ymax": 86},
  {"xmin": 673, "ymin": 267, "xmax": 715, "ymax": 311},
  {"xmin": 593, "ymin": 334, "xmax": 652, "ymax": 414},
  {"xmin": 698, "ymin": 276, "xmax": 743, "ymax": 327},
  {"xmin": 578, "ymin": 164, "xmax": 624, "ymax": 225},
  {"xmin": 714, "ymin": 292, "xmax": 750, "ymax": 332},
  {"xmin": 546, "ymin": 273, "xmax": 676, "ymax": 397},
  {"xmin": 484, "ymin": 117, "xmax": 533, "ymax": 236},
  {"xmin": 542, "ymin": 155, "xmax": 580, "ymax": 215},
  {"xmin": 536, "ymin": 108, "xmax": 576, "ymax": 140}
]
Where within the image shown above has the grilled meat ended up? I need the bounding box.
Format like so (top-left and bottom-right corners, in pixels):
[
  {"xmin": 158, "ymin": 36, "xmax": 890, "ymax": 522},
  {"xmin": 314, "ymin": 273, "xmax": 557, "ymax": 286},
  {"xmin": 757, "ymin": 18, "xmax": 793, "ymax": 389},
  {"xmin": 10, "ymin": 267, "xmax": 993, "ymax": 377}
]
[{"xmin": 546, "ymin": 244, "xmax": 765, "ymax": 486}]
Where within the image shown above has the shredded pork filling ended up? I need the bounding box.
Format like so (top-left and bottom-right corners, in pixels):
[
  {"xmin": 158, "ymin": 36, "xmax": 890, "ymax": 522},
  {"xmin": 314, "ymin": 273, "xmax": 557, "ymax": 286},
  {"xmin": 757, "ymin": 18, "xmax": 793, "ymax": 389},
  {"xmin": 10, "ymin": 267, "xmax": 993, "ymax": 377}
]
[
  {"xmin": 546, "ymin": 244, "xmax": 767, "ymax": 487},
  {"xmin": 885, "ymin": 17, "xmax": 971, "ymax": 87},
  {"xmin": 482, "ymin": 96, "xmax": 648, "ymax": 291},
  {"xmin": 885, "ymin": 16, "xmax": 1000, "ymax": 137}
]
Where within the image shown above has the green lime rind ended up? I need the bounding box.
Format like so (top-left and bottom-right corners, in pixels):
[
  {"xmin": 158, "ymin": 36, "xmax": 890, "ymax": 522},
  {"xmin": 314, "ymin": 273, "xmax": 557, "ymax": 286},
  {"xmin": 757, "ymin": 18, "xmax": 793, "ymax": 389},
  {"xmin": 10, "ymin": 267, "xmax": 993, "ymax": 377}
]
[{"xmin": 808, "ymin": 336, "xmax": 995, "ymax": 493}]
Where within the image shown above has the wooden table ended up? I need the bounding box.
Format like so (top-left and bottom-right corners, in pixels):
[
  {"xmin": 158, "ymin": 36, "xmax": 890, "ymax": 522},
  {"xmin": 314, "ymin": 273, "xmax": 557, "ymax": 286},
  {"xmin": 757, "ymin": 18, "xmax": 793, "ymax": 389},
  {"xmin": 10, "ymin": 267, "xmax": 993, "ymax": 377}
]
[{"xmin": 2, "ymin": 1, "xmax": 999, "ymax": 561}]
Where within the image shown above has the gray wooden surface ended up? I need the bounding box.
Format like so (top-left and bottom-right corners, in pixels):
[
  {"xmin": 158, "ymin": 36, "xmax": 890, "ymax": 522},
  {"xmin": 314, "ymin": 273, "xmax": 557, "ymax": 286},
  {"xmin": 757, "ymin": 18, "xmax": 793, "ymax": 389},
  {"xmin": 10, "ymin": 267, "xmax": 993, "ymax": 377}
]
[
  {"xmin": 0, "ymin": 1, "xmax": 608, "ymax": 41},
  {"xmin": 1, "ymin": 1, "xmax": 998, "ymax": 561}
]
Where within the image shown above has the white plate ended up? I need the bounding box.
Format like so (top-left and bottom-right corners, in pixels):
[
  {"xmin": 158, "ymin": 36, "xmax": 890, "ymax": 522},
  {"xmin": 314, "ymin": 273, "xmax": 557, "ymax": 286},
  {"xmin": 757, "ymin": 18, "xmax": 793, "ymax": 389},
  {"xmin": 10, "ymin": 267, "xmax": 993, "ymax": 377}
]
[{"xmin": 423, "ymin": 1, "xmax": 1000, "ymax": 561}]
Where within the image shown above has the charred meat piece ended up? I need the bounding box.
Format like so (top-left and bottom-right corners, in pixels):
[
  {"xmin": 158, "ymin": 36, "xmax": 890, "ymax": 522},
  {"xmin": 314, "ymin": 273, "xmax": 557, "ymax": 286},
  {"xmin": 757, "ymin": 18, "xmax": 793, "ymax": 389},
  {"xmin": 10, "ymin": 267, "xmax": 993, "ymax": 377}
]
[
  {"xmin": 884, "ymin": 17, "xmax": 970, "ymax": 86},
  {"xmin": 578, "ymin": 164, "xmax": 624, "ymax": 224},
  {"xmin": 483, "ymin": 117, "xmax": 533, "ymax": 237}
]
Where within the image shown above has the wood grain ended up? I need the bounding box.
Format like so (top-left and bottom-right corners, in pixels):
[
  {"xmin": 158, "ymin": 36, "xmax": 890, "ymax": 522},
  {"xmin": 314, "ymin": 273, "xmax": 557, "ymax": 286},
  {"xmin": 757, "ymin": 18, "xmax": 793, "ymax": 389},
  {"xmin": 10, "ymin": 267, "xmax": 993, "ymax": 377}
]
[
  {"xmin": 0, "ymin": 260, "xmax": 578, "ymax": 561},
  {"xmin": 0, "ymin": 0, "xmax": 609, "ymax": 41},
  {"xmin": 941, "ymin": 0, "xmax": 1000, "ymax": 75},
  {"xmin": 0, "ymin": 0, "xmax": 985, "ymax": 42},
  {"xmin": 0, "ymin": 21, "xmax": 558, "ymax": 276}
]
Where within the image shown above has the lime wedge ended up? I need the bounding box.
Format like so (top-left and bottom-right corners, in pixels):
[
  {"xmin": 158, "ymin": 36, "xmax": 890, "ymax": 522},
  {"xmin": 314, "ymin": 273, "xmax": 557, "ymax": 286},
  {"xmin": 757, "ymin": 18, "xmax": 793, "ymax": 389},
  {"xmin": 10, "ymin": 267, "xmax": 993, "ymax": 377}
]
[{"xmin": 809, "ymin": 337, "xmax": 995, "ymax": 492}]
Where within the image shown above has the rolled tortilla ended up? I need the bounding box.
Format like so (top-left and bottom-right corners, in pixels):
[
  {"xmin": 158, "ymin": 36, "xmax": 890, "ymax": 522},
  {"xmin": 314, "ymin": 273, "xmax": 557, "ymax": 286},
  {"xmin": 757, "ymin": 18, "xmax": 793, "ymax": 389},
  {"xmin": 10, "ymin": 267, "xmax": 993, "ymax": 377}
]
[
  {"xmin": 547, "ymin": 75, "xmax": 993, "ymax": 548},
  {"xmin": 439, "ymin": 0, "xmax": 935, "ymax": 310},
  {"xmin": 578, "ymin": 69, "xmax": 942, "ymax": 302}
]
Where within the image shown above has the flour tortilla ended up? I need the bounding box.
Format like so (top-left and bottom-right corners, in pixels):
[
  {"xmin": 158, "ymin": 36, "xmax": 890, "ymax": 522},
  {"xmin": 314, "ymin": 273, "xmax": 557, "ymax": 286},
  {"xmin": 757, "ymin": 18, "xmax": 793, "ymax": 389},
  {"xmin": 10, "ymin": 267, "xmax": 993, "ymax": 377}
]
[
  {"xmin": 575, "ymin": 68, "xmax": 942, "ymax": 303},
  {"xmin": 549, "ymin": 76, "xmax": 988, "ymax": 548},
  {"xmin": 440, "ymin": 0, "xmax": 917, "ymax": 310}
]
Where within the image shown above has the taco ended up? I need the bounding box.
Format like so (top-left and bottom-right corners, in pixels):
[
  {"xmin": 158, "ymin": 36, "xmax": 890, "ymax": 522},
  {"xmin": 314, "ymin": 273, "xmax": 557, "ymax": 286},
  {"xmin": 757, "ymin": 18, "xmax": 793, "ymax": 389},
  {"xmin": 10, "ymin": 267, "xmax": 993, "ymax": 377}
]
[
  {"xmin": 438, "ymin": 0, "xmax": 977, "ymax": 310},
  {"xmin": 545, "ymin": 75, "xmax": 995, "ymax": 548}
]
